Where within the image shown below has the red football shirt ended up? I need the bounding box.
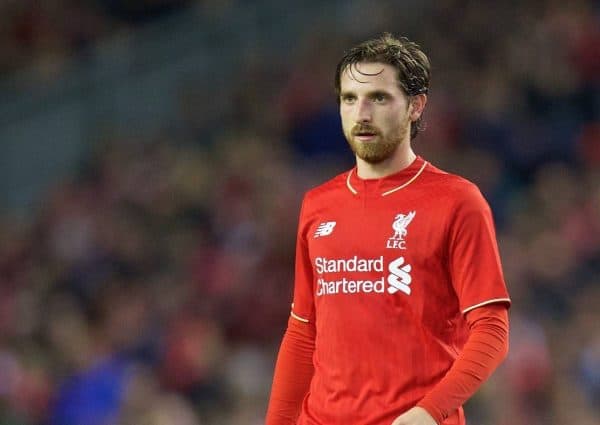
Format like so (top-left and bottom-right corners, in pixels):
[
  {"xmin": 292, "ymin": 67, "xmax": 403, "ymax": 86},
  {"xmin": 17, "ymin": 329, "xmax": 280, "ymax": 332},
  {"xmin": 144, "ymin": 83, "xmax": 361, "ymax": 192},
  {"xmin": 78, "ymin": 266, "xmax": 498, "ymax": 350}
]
[{"xmin": 291, "ymin": 156, "xmax": 510, "ymax": 425}]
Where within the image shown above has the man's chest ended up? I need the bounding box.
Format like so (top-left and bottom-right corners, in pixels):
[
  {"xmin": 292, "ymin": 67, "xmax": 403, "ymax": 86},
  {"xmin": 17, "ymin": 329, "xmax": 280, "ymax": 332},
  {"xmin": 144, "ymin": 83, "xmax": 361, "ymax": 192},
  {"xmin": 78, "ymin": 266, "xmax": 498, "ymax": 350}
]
[
  {"xmin": 306, "ymin": 198, "xmax": 448, "ymax": 270},
  {"xmin": 304, "ymin": 196, "xmax": 460, "ymax": 340}
]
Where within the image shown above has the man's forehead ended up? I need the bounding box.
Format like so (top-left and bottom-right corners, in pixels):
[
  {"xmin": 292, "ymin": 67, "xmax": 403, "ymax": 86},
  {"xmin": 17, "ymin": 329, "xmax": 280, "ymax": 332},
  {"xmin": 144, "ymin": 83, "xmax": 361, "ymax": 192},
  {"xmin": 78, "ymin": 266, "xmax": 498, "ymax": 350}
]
[{"xmin": 341, "ymin": 62, "xmax": 398, "ymax": 86}]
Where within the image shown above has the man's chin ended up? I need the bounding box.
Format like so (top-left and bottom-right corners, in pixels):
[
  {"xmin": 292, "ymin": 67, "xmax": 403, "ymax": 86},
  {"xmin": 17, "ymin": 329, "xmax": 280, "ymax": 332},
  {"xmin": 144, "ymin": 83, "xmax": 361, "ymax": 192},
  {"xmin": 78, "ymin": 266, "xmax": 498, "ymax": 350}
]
[
  {"xmin": 352, "ymin": 144, "xmax": 398, "ymax": 164},
  {"xmin": 356, "ymin": 153, "xmax": 389, "ymax": 164}
]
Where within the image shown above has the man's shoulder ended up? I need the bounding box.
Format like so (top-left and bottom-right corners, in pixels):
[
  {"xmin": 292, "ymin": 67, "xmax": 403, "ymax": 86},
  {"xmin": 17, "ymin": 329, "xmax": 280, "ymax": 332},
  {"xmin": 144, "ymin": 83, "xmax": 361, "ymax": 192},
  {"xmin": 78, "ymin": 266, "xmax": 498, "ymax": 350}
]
[
  {"xmin": 423, "ymin": 161, "xmax": 480, "ymax": 191},
  {"xmin": 422, "ymin": 161, "xmax": 487, "ymax": 205}
]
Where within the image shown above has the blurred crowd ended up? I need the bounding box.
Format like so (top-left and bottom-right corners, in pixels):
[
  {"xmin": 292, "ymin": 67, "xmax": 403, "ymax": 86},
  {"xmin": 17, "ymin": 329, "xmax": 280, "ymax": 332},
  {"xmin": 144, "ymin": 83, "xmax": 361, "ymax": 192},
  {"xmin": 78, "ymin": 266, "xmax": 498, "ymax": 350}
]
[
  {"xmin": 0, "ymin": 0, "xmax": 193, "ymax": 81},
  {"xmin": 0, "ymin": 0, "xmax": 599, "ymax": 424}
]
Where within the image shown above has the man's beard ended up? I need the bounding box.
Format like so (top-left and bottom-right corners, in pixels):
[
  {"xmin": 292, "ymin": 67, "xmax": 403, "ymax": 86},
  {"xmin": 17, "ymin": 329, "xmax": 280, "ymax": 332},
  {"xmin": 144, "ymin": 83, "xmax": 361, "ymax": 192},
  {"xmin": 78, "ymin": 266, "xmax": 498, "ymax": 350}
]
[{"xmin": 345, "ymin": 121, "xmax": 409, "ymax": 164}]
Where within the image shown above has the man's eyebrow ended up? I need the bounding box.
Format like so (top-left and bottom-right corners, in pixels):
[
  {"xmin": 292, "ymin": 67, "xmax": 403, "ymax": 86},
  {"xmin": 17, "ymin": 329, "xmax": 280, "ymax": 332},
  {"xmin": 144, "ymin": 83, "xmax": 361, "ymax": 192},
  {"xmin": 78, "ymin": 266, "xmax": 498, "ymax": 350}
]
[
  {"xmin": 340, "ymin": 89, "xmax": 392, "ymax": 97},
  {"xmin": 369, "ymin": 90, "xmax": 392, "ymax": 96}
]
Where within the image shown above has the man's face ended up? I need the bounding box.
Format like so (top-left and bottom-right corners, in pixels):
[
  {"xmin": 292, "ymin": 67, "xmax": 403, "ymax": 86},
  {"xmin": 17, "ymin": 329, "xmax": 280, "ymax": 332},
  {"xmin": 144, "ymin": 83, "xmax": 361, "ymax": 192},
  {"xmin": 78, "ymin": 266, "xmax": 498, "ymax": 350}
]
[{"xmin": 339, "ymin": 62, "xmax": 412, "ymax": 164}]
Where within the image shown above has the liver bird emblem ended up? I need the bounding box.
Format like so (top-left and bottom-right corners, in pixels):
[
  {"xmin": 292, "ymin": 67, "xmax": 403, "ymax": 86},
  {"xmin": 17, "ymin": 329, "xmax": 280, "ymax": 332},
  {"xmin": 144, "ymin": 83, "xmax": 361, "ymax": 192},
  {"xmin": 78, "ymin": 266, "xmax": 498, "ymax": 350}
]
[{"xmin": 391, "ymin": 211, "xmax": 416, "ymax": 240}]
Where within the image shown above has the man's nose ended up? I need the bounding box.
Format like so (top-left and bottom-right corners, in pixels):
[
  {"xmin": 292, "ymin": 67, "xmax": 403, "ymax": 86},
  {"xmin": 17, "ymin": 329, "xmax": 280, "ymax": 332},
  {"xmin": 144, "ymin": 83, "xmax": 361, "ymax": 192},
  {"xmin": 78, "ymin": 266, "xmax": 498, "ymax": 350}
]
[{"xmin": 356, "ymin": 99, "xmax": 372, "ymax": 122}]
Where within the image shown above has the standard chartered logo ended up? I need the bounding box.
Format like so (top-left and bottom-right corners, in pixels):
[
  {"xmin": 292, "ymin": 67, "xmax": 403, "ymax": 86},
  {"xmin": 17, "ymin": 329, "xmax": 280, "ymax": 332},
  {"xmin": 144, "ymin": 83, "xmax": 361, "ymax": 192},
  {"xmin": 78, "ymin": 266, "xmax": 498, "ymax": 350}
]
[
  {"xmin": 315, "ymin": 256, "xmax": 413, "ymax": 296},
  {"xmin": 387, "ymin": 257, "xmax": 412, "ymax": 295}
]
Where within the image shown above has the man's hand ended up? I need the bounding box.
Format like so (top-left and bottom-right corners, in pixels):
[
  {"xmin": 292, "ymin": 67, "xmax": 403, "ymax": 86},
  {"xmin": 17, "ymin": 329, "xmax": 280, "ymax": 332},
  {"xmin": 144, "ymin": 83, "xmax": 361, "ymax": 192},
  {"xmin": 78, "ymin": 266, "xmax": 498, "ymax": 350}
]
[{"xmin": 391, "ymin": 406, "xmax": 437, "ymax": 425}]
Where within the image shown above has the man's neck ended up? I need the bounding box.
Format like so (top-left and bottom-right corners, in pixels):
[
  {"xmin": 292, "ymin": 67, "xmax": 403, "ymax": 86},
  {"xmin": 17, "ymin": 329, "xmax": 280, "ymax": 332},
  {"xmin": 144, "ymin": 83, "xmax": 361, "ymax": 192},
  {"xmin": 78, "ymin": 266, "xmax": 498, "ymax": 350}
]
[{"xmin": 356, "ymin": 146, "xmax": 417, "ymax": 179}]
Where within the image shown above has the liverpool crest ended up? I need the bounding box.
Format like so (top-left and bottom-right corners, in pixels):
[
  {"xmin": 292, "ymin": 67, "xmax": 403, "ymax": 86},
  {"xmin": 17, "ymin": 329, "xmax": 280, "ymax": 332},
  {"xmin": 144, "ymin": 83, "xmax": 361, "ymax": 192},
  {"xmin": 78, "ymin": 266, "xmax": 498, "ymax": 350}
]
[{"xmin": 386, "ymin": 211, "xmax": 416, "ymax": 249}]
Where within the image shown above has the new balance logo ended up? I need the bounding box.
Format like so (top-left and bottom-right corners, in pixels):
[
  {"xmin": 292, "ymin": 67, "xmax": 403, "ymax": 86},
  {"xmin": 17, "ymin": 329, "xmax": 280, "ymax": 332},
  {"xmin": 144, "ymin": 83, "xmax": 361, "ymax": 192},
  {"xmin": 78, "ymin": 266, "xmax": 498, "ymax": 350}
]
[{"xmin": 314, "ymin": 221, "xmax": 336, "ymax": 238}]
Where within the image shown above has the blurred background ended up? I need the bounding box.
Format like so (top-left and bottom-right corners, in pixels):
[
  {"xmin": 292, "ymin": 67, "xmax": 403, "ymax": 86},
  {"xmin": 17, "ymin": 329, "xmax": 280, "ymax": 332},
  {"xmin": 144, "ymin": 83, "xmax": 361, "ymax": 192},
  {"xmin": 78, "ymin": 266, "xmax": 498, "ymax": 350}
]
[{"xmin": 0, "ymin": 0, "xmax": 598, "ymax": 424}]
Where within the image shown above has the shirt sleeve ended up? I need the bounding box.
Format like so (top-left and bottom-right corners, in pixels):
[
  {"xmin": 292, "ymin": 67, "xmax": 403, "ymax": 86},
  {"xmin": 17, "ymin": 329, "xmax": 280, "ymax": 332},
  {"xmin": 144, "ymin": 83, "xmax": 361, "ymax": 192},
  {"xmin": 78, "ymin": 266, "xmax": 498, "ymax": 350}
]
[
  {"xmin": 290, "ymin": 196, "xmax": 316, "ymax": 323},
  {"xmin": 448, "ymin": 185, "xmax": 511, "ymax": 314},
  {"xmin": 417, "ymin": 304, "xmax": 510, "ymax": 423},
  {"xmin": 266, "ymin": 317, "xmax": 316, "ymax": 424}
]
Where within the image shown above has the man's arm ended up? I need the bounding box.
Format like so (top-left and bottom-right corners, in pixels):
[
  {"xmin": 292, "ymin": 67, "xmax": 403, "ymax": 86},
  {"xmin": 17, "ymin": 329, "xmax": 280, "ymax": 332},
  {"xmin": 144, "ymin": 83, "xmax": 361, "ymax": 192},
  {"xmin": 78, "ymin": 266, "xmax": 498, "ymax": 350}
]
[
  {"xmin": 393, "ymin": 304, "xmax": 509, "ymax": 425},
  {"xmin": 267, "ymin": 193, "xmax": 317, "ymax": 424},
  {"xmin": 266, "ymin": 316, "xmax": 316, "ymax": 424}
]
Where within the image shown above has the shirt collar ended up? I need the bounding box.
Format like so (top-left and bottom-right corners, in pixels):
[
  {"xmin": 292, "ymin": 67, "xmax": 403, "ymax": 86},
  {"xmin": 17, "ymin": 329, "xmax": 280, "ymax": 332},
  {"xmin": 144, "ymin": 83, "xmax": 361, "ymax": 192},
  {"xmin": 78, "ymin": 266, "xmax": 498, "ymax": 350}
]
[{"xmin": 346, "ymin": 156, "xmax": 428, "ymax": 196}]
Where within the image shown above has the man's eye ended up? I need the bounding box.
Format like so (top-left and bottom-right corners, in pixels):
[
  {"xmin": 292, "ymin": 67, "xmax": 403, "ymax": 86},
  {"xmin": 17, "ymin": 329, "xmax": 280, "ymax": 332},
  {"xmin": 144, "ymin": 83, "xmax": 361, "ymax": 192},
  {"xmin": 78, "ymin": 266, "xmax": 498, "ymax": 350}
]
[
  {"xmin": 342, "ymin": 95, "xmax": 356, "ymax": 103},
  {"xmin": 374, "ymin": 94, "xmax": 387, "ymax": 103}
]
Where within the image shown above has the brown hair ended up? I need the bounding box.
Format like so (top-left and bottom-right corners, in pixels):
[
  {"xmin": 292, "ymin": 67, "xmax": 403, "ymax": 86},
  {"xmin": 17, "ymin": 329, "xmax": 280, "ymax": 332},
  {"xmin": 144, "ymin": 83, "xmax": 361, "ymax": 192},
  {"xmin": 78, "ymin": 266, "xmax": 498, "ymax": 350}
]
[{"xmin": 335, "ymin": 33, "xmax": 430, "ymax": 139}]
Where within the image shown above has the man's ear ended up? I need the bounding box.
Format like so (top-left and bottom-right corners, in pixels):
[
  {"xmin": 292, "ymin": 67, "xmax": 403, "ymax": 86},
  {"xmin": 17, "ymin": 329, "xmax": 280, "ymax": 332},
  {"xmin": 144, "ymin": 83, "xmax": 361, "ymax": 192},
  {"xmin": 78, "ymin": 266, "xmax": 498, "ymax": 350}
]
[{"xmin": 409, "ymin": 94, "xmax": 427, "ymax": 122}]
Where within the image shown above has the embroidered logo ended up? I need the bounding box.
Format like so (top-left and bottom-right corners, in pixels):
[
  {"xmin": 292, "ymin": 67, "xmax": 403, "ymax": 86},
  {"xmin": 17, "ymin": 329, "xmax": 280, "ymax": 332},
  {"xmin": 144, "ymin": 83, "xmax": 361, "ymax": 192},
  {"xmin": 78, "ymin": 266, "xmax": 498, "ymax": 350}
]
[
  {"xmin": 387, "ymin": 257, "xmax": 412, "ymax": 295},
  {"xmin": 314, "ymin": 221, "xmax": 337, "ymax": 238},
  {"xmin": 386, "ymin": 211, "xmax": 416, "ymax": 249}
]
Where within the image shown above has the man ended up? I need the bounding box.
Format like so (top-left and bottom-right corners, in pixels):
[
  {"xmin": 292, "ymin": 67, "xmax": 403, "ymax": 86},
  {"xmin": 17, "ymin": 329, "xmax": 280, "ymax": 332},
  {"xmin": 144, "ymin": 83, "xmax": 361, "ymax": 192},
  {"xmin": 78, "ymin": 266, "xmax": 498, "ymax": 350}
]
[{"xmin": 266, "ymin": 33, "xmax": 510, "ymax": 425}]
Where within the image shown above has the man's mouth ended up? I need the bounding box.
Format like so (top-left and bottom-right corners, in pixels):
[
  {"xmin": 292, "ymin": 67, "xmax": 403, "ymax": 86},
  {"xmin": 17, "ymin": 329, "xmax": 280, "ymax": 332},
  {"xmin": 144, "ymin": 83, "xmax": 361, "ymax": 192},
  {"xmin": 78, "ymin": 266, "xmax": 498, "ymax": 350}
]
[
  {"xmin": 354, "ymin": 131, "xmax": 378, "ymax": 141},
  {"xmin": 352, "ymin": 125, "xmax": 379, "ymax": 141}
]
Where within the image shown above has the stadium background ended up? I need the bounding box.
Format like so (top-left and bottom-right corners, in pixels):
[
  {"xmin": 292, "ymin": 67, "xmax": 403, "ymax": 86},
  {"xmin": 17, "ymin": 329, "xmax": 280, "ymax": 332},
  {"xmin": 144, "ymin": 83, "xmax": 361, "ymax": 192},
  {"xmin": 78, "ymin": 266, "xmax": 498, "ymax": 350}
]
[{"xmin": 0, "ymin": 0, "xmax": 598, "ymax": 424}]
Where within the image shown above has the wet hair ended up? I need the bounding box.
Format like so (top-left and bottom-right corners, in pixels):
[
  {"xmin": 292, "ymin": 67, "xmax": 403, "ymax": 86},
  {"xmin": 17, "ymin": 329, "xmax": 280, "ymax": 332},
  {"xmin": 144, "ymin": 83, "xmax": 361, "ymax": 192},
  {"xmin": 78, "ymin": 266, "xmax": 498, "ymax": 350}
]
[{"xmin": 335, "ymin": 33, "xmax": 430, "ymax": 139}]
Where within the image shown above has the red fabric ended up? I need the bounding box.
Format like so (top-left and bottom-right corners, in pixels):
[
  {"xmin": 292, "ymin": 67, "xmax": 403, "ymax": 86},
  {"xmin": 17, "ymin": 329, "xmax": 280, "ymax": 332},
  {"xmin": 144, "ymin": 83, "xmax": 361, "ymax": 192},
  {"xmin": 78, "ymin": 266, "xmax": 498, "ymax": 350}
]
[
  {"xmin": 417, "ymin": 305, "xmax": 509, "ymax": 424},
  {"xmin": 266, "ymin": 305, "xmax": 509, "ymax": 425},
  {"xmin": 266, "ymin": 317, "xmax": 315, "ymax": 424},
  {"xmin": 272, "ymin": 157, "xmax": 510, "ymax": 424}
]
